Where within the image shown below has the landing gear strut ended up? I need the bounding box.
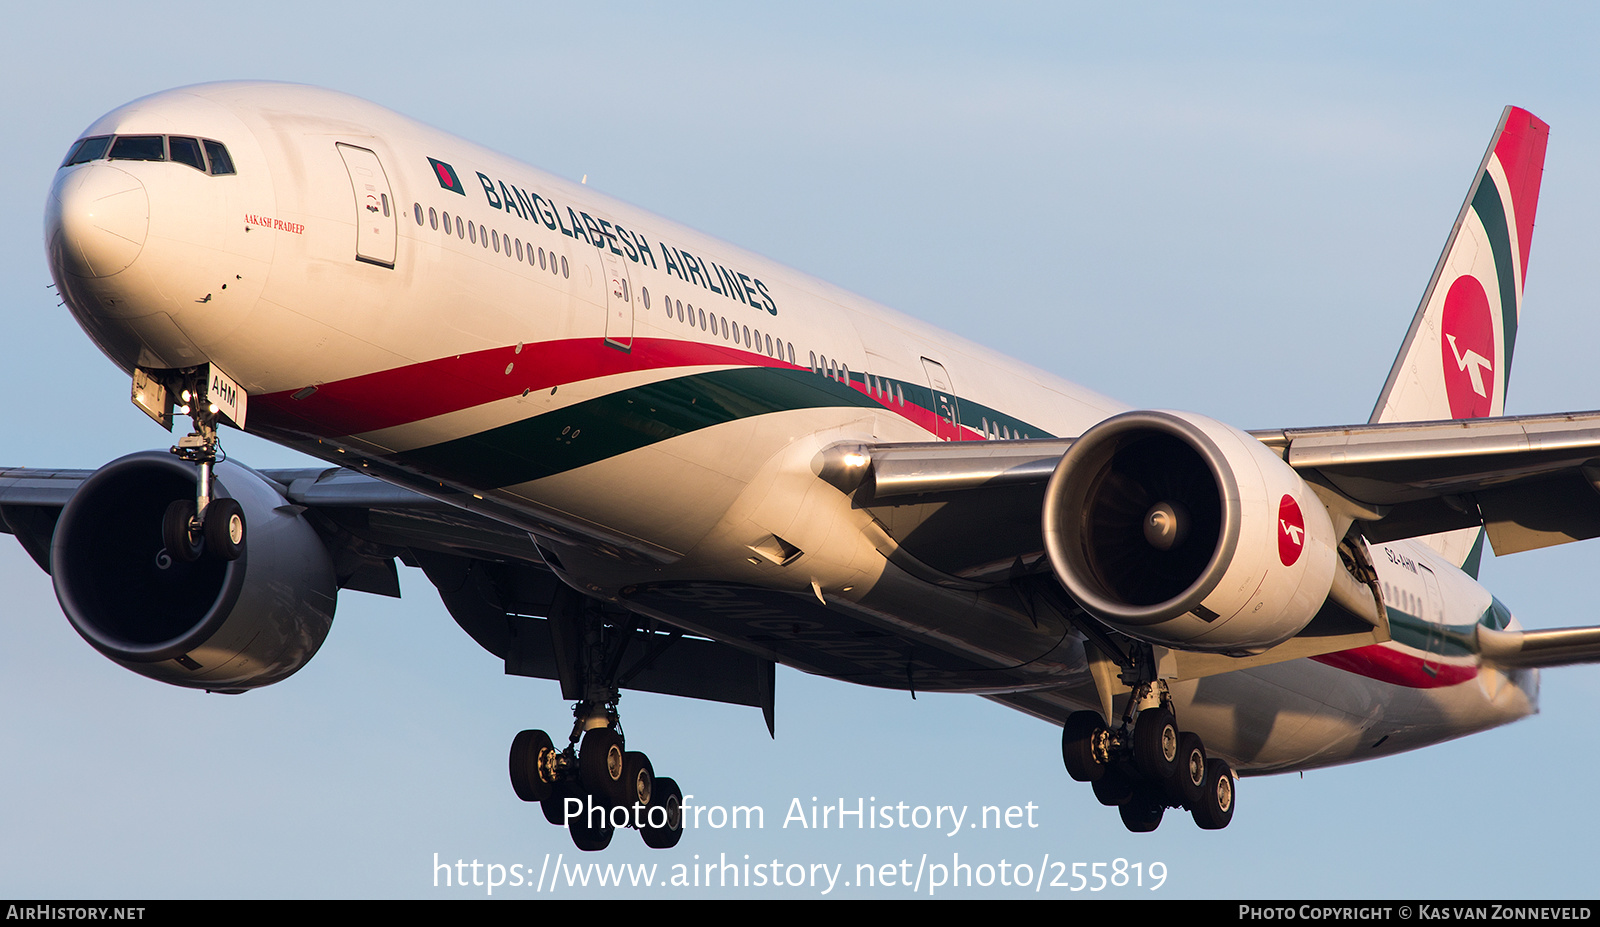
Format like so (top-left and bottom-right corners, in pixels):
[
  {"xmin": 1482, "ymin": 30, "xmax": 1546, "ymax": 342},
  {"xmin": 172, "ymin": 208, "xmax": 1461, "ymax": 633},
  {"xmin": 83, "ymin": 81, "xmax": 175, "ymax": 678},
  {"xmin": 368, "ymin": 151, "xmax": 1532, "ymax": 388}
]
[
  {"xmin": 1059, "ymin": 643, "xmax": 1237, "ymax": 832},
  {"xmin": 160, "ymin": 368, "xmax": 245, "ymax": 563},
  {"xmin": 507, "ymin": 591, "xmax": 685, "ymax": 851}
]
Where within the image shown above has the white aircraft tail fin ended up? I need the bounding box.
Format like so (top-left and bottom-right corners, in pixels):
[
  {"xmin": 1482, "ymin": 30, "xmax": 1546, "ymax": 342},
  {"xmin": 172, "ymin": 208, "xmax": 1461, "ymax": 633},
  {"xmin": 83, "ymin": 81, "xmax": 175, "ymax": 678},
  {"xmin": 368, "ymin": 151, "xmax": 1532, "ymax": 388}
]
[{"xmin": 1369, "ymin": 107, "xmax": 1549, "ymax": 573}]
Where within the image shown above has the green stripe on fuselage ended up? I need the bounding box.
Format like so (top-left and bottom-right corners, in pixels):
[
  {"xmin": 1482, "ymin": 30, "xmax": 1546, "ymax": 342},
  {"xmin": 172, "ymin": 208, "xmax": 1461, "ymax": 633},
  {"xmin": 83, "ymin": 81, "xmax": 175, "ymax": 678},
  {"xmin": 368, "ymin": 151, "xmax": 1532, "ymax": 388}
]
[{"xmin": 394, "ymin": 366, "xmax": 879, "ymax": 488}]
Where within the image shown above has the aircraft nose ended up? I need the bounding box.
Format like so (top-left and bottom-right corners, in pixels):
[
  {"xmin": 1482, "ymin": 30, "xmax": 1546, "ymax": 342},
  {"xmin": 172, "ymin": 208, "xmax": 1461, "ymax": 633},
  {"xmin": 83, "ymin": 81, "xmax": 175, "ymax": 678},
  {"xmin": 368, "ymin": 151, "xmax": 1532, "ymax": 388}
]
[{"xmin": 45, "ymin": 163, "xmax": 149, "ymax": 278}]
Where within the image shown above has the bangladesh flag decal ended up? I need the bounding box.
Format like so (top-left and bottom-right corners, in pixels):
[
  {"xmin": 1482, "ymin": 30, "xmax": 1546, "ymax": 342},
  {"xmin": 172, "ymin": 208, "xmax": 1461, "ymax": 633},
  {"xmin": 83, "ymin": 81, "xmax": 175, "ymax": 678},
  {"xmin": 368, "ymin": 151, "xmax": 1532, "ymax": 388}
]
[{"xmin": 428, "ymin": 157, "xmax": 466, "ymax": 195}]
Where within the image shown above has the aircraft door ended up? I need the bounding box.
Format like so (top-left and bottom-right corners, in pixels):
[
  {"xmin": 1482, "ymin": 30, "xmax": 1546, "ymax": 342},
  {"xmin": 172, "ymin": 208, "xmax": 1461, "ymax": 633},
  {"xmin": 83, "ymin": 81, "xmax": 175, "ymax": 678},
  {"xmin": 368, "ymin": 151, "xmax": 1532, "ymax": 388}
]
[
  {"xmin": 921, "ymin": 357, "xmax": 961, "ymax": 441},
  {"xmin": 1418, "ymin": 563, "xmax": 1445, "ymax": 678},
  {"xmin": 600, "ymin": 247, "xmax": 633, "ymax": 351},
  {"xmin": 336, "ymin": 143, "xmax": 396, "ymax": 268}
]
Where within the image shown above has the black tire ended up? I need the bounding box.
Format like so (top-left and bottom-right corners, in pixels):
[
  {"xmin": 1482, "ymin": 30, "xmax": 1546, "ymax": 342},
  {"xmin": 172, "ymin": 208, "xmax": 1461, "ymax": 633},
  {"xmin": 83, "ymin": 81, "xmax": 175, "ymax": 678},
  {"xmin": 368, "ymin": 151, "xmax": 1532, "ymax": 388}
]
[
  {"xmin": 203, "ymin": 497, "xmax": 245, "ymax": 561},
  {"xmin": 1061, "ymin": 711, "xmax": 1108, "ymax": 782},
  {"xmin": 622, "ymin": 751, "xmax": 654, "ymax": 811},
  {"xmin": 1165, "ymin": 733, "xmax": 1207, "ymax": 810},
  {"xmin": 580, "ymin": 728, "xmax": 629, "ymax": 806},
  {"xmin": 542, "ymin": 777, "xmax": 582, "ymax": 827},
  {"xmin": 1132, "ymin": 706, "xmax": 1179, "ymax": 781},
  {"xmin": 1091, "ymin": 768, "xmax": 1134, "ymax": 807},
  {"xmin": 641, "ymin": 776, "xmax": 684, "ymax": 849},
  {"xmin": 1192, "ymin": 758, "xmax": 1236, "ymax": 830},
  {"xmin": 163, "ymin": 499, "xmax": 202, "ymax": 563},
  {"xmin": 569, "ymin": 803, "xmax": 614, "ymax": 851},
  {"xmin": 1118, "ymin": 785, "xmax": 1165, "ymax": 833},
  {"xmin": 509, "ymin": 729, "xmax": 555, "ymax": 803}
]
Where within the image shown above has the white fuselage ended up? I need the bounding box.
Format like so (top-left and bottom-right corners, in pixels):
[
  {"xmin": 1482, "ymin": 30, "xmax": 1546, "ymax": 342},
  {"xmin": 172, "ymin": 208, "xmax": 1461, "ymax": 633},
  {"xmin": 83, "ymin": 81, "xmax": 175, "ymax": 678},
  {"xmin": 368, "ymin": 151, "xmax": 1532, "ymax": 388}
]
[{"xmin": 44, "ymin": 82, "xmax": 1538, "ymax": 776}]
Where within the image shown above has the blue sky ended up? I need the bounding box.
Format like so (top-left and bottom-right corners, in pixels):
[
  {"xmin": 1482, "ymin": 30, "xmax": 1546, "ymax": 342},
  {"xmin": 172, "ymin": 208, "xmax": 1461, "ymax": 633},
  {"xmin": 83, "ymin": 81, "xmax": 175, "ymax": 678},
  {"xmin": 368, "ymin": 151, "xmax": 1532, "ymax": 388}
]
[{"xmin": 5, "ymin": 2, "xmax": 1600, "ymax": 898}]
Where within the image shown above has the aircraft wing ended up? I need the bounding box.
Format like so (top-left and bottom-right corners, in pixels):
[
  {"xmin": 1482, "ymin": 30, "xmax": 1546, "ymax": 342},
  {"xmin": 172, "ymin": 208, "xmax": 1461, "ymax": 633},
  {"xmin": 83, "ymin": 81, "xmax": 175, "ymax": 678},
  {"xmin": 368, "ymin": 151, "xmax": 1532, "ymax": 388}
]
[
  {"xmin": 828, "ymin": 410, "xmax": 1600, "ymax": 575},
  {"xmin": 0, "ymin": 462, "xmax": 776, "ymax": 715}
]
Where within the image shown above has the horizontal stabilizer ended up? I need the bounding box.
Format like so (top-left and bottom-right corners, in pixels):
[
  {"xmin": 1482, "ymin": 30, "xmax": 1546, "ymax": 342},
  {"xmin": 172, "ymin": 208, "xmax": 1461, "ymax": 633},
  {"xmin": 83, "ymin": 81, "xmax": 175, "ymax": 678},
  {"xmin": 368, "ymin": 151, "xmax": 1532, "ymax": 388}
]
[{"xmin": 1476, "ymin": 624, "xmax": 1600, "ymax": 668}]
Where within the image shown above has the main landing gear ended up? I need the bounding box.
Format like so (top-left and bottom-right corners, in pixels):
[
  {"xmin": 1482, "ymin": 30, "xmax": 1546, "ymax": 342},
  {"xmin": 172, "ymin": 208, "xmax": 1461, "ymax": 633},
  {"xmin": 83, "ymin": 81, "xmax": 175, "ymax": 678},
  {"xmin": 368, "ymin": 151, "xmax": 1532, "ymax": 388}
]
[
  {"xmin": 1060, "ymin": 688, "xmax": 1235, "ymax": 832},
  {"xmin": 161, "ymin": 370, "xmax": 245, "ymax": 564},
  {"xmin": 508, "ymin": 698, "xmax": 683, "ymax": 851}
]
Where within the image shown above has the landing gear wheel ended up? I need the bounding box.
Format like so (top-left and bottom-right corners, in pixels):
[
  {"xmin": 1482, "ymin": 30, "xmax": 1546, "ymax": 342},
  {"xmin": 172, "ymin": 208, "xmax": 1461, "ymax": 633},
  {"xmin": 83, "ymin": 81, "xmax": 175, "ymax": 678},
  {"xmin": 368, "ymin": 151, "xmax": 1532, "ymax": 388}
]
[
  {"xmin": 641, "ymin": 776, "xmax": 684, "ymax": 849},
  {"xmin": 1091, "ymin": 768, "xmax": 1134, "ymax": 807},
  {"xmin": 1118, "ymin": 784, "xmax": 1165, "ymax": 833},
  {"xmin": 1191, "ymin": 758, "xmax": 1236, "ymax": 830},
  {"xmin": 1133, "ymin": 706, "xmax": 1179, "ymax": 781},
  {"xmin": 162, "ymin": 499, "xmax": 203, "ymax": 563},
  {"xmin": 542, "ymin": 778, "xmax": 581, "ymax": 827},
  {"xmin": 1165, "ymin": 733, "xmax": 1207, "ymax": 810},
  {"xmin": 203, "ymin": 497, "xmax": 245, "ymax": 561},
  {"xmin": 1061, "ymin": 711, "xmax": 1109, "ymax": 782},
  {"xmin": 568, "ymin": 803, "xmax": 614, "ymax": 851},
  {"xmin": 580, "ymin": 728, "xmax": 629, "ymax": 806},
  {"xmin": 622, "ymin": 751, "xmax": 654, "ymax": 810},
  {"xmin": 509, "ymin": 729, "xmax": 556, "ymax": 803}
]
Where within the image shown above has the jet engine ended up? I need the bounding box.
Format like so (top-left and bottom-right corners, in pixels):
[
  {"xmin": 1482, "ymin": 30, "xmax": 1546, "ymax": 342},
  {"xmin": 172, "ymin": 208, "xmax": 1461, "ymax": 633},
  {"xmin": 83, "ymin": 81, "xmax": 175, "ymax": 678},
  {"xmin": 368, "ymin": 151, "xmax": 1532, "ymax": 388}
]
[
  {"xmin": 50, "ymin": 451, "xmax": 337, "ymax": 692},
  {"xmin": 1043, "ymin": 410, "xmax": 1337, "ymax": 654}
]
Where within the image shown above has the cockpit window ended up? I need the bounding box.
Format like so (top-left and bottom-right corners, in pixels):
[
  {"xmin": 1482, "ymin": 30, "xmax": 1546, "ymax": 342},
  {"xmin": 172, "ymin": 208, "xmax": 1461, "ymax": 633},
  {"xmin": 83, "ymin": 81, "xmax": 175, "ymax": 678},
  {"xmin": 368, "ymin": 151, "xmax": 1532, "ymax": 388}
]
[
  {"xmin": 168, "ymin": 136, "xmax": 205, "ymax": 172},
  {"xmin": 61, "ymin": 134, "xmax": 237, "ymax": 176},
  {"xmin": 109, "ymin": 135, "xmax": 166, "ymax": 162},
  {"xmin": 62, "ymin": 136, "xmax": 113, "ymax": 167},
  {"xmin": 203, "ymin": 140, "xmax": 235, "ymax": 175}
]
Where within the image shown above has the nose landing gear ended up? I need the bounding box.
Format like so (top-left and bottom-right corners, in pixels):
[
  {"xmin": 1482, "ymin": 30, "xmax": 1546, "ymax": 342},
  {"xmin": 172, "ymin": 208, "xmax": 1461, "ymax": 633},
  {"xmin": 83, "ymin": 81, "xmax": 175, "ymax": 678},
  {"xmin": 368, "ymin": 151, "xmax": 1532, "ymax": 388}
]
[{"xmin": 142, "ymin": 364, "xmax": 247, "ymax": 564}]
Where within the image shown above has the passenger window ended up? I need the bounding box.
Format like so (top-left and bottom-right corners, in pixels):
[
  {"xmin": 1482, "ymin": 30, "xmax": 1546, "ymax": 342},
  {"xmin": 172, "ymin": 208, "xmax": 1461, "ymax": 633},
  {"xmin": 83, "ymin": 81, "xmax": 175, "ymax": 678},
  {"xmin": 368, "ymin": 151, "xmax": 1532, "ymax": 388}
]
[
  {"xmin": 202, "ymin": 140, "xmax": 235, "ymax": 175},
  {"xmin": 468, "ymin": 221, "xmax": 476, "ymax": 244},
  {"xmin": 169, "ymin": 137, "xmax": 205, "ymax": 171},
  {"xmin": 429, "ymin": 207, "xmax": 438, "ymax": 230},
  {"xmin": 561, "ymin": 256, "xmax": 569, "ymax": 278},
  {"xmin": 642, "ymin": 287, "xmax": 650, "ymax": 310},
  {"xmin": 109, "ymin": 135, "xmax": 165, "ymax": 162},
  {"xmin": 414, "ymin": 203, "xmax": 424, "ymax": 225},
  {"xmin": 62, "ymin": 136, "xmax": 112, "ymax": 166}
]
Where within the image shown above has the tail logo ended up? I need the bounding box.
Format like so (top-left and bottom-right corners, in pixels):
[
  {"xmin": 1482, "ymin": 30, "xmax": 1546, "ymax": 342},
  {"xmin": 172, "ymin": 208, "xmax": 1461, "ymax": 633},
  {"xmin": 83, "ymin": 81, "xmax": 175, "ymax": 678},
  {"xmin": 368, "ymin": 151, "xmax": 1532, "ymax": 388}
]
[
  {"xmin": 1278, "ymin": 494, "xmax": 1305, "ymax": 566},
  {"xmin": 1439, "ymin": 274, "xmax": 1497, "ymax": 419}
]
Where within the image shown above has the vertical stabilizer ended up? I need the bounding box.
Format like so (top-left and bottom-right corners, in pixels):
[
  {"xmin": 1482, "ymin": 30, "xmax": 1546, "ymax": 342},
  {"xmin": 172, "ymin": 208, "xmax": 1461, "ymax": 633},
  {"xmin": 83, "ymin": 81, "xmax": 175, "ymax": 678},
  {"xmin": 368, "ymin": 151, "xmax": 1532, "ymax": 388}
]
[{"xmin": 1369, "ymin": 107, "xmax": 1548, "ymax": 571}]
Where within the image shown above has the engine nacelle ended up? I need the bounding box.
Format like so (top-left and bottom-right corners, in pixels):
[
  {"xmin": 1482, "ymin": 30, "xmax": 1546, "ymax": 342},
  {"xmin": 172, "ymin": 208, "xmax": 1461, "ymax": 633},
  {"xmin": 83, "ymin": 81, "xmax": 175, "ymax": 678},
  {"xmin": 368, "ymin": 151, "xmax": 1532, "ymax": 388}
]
[
  {"xmin": 51, "ymin": 451, "xmax": 337, "ymax": 692},
  {"xmin": 1043, "ymin": 410, "xmax": 1337, "ymax": 654}
]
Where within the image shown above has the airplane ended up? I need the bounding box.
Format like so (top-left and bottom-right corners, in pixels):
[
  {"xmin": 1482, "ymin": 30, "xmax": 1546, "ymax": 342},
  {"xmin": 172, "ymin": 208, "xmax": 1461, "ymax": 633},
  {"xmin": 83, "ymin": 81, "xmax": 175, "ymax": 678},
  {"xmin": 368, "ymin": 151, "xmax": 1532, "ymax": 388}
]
[{"xmin": 18, "ymin": 81, "xmax": 1600, "ymax": 850}]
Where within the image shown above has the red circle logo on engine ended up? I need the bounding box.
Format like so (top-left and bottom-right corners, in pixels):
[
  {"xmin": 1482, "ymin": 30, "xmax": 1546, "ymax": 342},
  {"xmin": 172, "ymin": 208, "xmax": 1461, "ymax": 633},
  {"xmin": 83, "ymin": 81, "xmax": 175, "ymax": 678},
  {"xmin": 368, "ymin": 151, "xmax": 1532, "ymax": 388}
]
[
  {"xmin": 1278, "ymin": 494, "xmax": 1305, "ymax": 566},
  {"xmin": 1439, "ymin": 274, "xmax": 1496, "ymax": 419}
]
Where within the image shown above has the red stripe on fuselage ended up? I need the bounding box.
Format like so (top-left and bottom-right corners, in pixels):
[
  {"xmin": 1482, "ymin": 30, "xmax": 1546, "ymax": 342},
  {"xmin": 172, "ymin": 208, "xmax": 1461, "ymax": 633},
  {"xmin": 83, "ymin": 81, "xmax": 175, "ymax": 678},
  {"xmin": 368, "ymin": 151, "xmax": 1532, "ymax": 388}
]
[
  {"xmin": 1311, "ymin": 644, "xmax": 1477, "ymax": 689},
  {"xmin": 249, "ymin": 336, "xmax": 980, "ymax": 443},
  {"xmin": 252, "ymin": 337, "xmax": 791, "ymax": 437}
]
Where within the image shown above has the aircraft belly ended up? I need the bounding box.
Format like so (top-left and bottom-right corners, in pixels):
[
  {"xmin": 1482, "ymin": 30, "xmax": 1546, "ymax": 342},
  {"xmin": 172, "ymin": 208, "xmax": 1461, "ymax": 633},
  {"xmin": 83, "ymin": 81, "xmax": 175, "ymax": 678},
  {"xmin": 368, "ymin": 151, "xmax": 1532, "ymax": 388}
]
[
  {"xmin": 1173, "ymin": 656, "xmax": 1536, "ymax": 774},
  {"xmin": 624, "ymin": 579, "xmax": 1090, "ymax": 692}
]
